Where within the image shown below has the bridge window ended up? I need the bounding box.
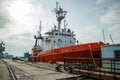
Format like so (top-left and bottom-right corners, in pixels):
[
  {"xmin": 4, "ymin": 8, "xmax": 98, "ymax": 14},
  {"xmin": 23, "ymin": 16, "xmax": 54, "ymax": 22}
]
[
  {"xmin": 62, "ymin": 34, "xmax": 65, "ymax": 36},
  {"xmin": 66, "ymin": 34, "xmax": 71, "ymax": 37},
  {"xmin": 67, "ymin": 34, "xmax": 69, "ymax": 36},
  {"xmin": 55, "ymin": 33, "xmax": 58, "ymax": 35},
  {"xmin": 114, "ymin": 50, "xmax": 120, "ymax": 58},
  {"xmin": 62, "ymin": 34, "xmax": 66, "ymax": 36},
  {"xmin": 53, "ymin": 40, "xmax": 56, "ymax": 43},
  {"xmin": 70, "ymin": 40, "xmax": 71, "ymax": 43},
  {"xmin": 59, "ymin": 33, "xmax": 61, "ymax": 35},
  {"xmin": 61, "ymin": 40, "xmax": 62, "ymax": 43}
]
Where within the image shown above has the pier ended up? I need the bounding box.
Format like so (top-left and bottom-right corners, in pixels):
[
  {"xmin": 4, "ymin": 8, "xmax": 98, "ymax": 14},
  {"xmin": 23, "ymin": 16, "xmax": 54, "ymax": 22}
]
[{"xmin": 64, "ymin": 58, "xmax": 120, "ymax": 80}]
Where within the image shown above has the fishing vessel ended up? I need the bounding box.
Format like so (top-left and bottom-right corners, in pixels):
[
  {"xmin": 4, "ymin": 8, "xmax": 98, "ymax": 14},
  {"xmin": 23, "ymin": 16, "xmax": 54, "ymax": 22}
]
[{"xmin": 29, "ymin": 2, "xmax": 108, "ymax": 64}]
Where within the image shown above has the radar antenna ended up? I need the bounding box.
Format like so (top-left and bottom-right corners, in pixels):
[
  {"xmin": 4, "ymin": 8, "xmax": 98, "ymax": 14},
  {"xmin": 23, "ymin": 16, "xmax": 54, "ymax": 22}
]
[{"xmin": 54, "ymin": 2, "xmax": 67, "ymax": 31}]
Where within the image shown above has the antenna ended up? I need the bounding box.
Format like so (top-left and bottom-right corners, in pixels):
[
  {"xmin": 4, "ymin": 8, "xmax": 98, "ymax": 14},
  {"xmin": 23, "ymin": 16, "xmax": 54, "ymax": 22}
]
[
  {"xmin": 102, "ymin": 29, "xmax": 106, "ymax": 43},
  {"xmin": 56, "ymin": 1, "xmax": 58, "ymax": 11},
  {"xmin": 53, "ymin": 23, "xmax": 57, "ymax": 30},
  {"xmin": 109, "ymin": 34, "xmax": 114, "ymax": 44},
  {"xmin": 64, "ymin": 20, "xmax": 67, "ymax": 31},
  {"xmin": 38, "ymin": 21, "xmax": 42, "ymax": 36}
]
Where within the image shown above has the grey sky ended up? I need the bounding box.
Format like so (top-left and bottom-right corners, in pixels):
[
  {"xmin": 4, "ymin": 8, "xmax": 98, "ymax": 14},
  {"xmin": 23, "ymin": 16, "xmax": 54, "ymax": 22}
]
[{"xmin": 0, "ymin": 0, "xmax": 120, "ymax": 56}]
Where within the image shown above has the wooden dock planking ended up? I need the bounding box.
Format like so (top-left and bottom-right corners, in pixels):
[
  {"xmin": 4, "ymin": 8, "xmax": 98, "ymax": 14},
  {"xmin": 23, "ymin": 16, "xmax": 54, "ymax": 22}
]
[{"xmin": 72, "ymin": 69, "xmax": 120, "ymax": 80}]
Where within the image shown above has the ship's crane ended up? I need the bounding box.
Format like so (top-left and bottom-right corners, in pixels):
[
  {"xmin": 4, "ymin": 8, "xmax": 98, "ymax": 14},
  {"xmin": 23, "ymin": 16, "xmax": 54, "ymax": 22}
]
[
  {"xmin": 32, "ymin": 21, "xmax": 43, "ymax": 55},
  {"xmin": 34, "ymin": 21, "xmax": 43, "ymax": 46}
]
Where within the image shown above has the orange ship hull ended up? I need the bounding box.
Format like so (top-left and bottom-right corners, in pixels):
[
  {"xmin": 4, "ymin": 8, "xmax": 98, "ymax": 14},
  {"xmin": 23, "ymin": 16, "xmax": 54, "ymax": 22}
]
[{"xmin": 30, "ymin": 42, "xmax": 107, "ymax": 67}]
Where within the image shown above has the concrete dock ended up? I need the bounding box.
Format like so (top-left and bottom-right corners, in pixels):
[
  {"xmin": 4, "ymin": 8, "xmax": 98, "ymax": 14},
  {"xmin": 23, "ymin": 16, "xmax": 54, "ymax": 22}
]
[
  {"xmin": 0, "ymin": 59, "xmax": 10, "ymax": 80},
  {"xmin": 1, "ymin": 59, "xmax": 78, "ymax": 80}
]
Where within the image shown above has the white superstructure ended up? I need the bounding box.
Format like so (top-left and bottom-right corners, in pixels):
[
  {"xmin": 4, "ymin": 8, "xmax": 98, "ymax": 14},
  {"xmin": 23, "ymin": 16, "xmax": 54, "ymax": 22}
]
[
  {"xmin": 41, "ymin": 27, "xmax": 76, "ymax": 51},
  {"xmin": 35, "ymin": 2, "xmax": 77, "ymax": 51}
]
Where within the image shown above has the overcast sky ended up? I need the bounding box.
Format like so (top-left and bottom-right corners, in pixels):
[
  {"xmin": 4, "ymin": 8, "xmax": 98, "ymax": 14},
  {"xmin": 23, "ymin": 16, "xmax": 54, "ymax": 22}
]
[{"xmin": 0, "ymin": 0, "xmax": 120, "ymax": 56}]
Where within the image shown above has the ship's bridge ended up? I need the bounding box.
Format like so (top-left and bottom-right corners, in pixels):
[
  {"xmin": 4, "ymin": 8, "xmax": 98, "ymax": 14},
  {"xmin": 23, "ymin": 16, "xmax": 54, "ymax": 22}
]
[
  {"xmin": 45, "ymin": 29, "xmax": 75, "ymax": 37},
  {"xmin": 41, "ymin": 29, "xmax": 76, "ymax": 51}
]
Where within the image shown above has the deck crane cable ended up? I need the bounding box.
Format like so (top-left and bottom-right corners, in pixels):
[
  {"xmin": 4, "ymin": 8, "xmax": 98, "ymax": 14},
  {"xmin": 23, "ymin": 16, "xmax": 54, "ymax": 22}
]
[
  {"xmin": 109, "ymin": 34, "xmax": 114, "ymax": 44},
  {"xmin": 89, "ymin": 45, "xmax": 99, "ymax": 69},
  {"xmin": 78, "ymin": 45, "xmax": 99, "ymax": 69}
]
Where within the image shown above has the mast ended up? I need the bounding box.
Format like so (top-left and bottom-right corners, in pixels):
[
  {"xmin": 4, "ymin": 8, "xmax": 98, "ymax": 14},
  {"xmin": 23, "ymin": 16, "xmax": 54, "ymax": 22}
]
[
  {"xmin": 38, "ymin": 21, "xmax": 42, "ymax": 38},
  {"xmin": 54, "ymin": 2, "xmax": 67, "ymax": 31}
]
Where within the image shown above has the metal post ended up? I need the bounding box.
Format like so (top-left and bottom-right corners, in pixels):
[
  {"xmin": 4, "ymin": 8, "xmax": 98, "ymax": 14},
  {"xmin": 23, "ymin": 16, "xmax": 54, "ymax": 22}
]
[
  {"xmin": 87, "ymin": 59, "xmax": 89, "ymax": 77},
  {"xmin": 113, "ymin": 60, "xmax": 116, "ymax": 80},
  {"xmin": 79, "ymin": 58, "xmax": 81, "ymax": 74},
  {"xmin": 111, "ymin": 59, "xmax": 112, "ymax": 72},
  {"xmin": 64, "ymin": 58, "xmax": 66, "ymax": 70},
  {"xmin": 99, "ymin": 59, "xmax": 101, "ymax": 79}
]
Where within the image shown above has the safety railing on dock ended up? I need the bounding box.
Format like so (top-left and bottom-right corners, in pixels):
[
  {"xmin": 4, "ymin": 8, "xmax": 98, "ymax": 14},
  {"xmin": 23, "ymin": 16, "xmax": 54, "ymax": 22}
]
[{"xmin": 64, "ymin": 58, "xmax": 120, "ymax": 80}]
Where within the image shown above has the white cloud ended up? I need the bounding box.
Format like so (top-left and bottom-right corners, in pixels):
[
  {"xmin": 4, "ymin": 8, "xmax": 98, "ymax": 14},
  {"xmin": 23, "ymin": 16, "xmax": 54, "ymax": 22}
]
[
  {"xmin": 0, "ymin": 0, "xmax": 11, "ymax": 28},
  {"xmin": 6, "ymin": 33, "xmax": 33, "ymax": 47},
  {"xmin": 96, "ymin": 0, "xmax": 111, "ymax": 4},
  {"xmin": 4, "ymin": 32, "xmax": 34, "ymax": 56},
  {"xmin": 107, "ymin": 24, "xmax": 120, "ymax": 43},
  {"xmin": 0, "ymin": 0, "xmax": 47, "ymax": 56},
  {"xmin": 100, "ymin": 10, "xmax": 120, "ymax": 25},
  {"xmin": 96, "ymin": 0, "xmax": 105, "ymax": 4},
  {"xmin": 99, "ymin": 0, "xmax": 120, "ymax": 25},
  {"xmin": 98, "ymin": 0, "xmax": 120, "ymax": 44},
  {"xmin": 76, "ymin": 25, "xmax": 103, "ymax": 43},
  {"xmin": 1, "ymin": 0, "xmax": 120, "ymax": 56}
]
